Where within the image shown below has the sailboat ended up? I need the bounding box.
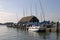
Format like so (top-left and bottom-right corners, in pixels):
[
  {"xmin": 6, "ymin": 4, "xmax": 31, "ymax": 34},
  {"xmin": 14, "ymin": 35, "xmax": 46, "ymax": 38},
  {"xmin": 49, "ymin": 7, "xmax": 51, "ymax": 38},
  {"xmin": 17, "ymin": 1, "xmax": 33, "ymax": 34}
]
[
  {"xmin": 28, "ymin": 0, "xmax": 46, "ymax": 32},
  {"xmin": 27, "ymin": 1, "xmax": 40, "ymax": 32}
]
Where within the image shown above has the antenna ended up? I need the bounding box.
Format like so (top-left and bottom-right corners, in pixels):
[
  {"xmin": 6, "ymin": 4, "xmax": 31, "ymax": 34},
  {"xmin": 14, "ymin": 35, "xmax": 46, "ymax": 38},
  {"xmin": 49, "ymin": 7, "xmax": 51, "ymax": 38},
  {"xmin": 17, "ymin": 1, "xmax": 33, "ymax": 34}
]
[{"xmin": 39, "ymin": 0, "xmax": 45, "ymax": 21}]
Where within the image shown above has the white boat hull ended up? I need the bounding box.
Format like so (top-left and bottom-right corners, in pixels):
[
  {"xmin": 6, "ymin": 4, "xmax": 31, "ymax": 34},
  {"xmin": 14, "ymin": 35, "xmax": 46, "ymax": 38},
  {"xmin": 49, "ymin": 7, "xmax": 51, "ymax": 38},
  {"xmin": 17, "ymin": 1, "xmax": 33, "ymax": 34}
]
[
  {"xmin": 29, "ymin": 29, "xmax": 39, "ymax": 32},
  {"xmin": 28, "ymin": 26, "xmax": 40, "ymax": 32}
]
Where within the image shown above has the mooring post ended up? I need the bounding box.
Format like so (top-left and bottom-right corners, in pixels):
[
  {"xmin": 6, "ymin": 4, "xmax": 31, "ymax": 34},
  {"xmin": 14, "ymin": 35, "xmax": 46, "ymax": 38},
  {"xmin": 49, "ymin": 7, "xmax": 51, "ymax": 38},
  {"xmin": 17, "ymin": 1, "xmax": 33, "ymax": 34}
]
[{"xmin": 56, "ymin": 22, "xmax": 59, "ymax": 32}]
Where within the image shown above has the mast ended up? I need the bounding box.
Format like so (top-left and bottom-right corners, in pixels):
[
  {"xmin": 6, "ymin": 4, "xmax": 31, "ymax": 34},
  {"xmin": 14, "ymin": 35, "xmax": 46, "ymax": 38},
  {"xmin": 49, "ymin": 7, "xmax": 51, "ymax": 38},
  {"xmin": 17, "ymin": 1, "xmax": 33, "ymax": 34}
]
[
  {"xmin": 35, "ymin": 1, "xmax": 37, "ymax": 17},
  {"xmin": 26, "ymin": 8, "xmax": 27, "ymax": 16},
  {"xmin": 16, "ymin": 13, "xmax": 18, "ymax": 22},
  {"xmin": 23, "ymin": 8, "xmax": 25, "ymax": 17},
  {"xmin": 39, "ymin": 0, "xmax": 45, "ymax": 21},
  {"xmin": 30, "ymin": 3, "xmax": 32, "ymax": 16}
]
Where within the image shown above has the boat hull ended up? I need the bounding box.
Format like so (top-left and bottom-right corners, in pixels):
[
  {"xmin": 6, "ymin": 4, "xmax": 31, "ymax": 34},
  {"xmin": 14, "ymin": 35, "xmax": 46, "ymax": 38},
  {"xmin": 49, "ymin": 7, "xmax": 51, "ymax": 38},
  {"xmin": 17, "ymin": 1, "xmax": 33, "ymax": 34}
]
[
  {"xmin": 28, "ymin": 26, "xmax": 40, "ymax": 32},
  {"xmin": 28, "ymin": 26, "xmax": 46, "ymax": 32},
  {"xmin": 29, "ymin": 28, "xmax": 39, "ymax": 32}
]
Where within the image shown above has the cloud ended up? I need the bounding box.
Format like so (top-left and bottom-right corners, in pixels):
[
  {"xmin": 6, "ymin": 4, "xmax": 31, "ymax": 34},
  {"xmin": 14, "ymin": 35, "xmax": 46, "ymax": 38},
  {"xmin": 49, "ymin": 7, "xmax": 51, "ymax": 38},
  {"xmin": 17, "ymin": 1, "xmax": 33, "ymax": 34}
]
[{"xmin": 0, "ymin": 11, "xmax": 17, "ymax": 23}]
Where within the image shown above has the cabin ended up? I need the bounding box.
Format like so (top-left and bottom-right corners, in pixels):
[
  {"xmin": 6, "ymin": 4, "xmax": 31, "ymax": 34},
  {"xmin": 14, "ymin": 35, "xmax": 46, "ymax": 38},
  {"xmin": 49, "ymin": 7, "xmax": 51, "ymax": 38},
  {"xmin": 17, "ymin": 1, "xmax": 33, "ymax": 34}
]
[{"xmin": 17, "ymin": 16, "xmax": 39, "ymax": 27}]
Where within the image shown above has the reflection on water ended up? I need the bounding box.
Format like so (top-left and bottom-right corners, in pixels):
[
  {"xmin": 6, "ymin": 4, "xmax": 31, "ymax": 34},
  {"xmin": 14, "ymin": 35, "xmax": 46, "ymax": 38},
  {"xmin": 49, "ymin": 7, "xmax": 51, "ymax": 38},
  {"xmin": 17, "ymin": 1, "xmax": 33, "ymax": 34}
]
[{"xmin": 0, "ymin": 25, "xmax": 60, "ymax": 40}]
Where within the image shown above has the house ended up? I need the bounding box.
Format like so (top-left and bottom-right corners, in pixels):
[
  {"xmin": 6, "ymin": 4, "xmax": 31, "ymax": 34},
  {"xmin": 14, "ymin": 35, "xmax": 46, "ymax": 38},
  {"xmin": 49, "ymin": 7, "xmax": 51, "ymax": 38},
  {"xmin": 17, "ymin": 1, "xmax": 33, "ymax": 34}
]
[{"xmin": 17, "ymin": 16, "xmax": 39, "ymax": 27}]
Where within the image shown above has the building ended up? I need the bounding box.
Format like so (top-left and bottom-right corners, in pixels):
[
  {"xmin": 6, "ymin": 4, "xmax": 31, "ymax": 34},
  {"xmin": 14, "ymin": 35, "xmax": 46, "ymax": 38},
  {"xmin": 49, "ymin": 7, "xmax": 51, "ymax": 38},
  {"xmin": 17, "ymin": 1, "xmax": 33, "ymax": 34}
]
[{"xmin": 17, "ymin": 16, "xmax": 39, "ymax": 27}]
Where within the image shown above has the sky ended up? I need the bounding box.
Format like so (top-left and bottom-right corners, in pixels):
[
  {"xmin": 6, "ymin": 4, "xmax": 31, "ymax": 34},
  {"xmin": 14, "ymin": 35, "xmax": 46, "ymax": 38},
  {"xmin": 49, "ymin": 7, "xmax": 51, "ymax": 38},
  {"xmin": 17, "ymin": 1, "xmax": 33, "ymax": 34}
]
[{"xmin": 0, "ymin": 0, "xmax": 60, "ymax": 23}]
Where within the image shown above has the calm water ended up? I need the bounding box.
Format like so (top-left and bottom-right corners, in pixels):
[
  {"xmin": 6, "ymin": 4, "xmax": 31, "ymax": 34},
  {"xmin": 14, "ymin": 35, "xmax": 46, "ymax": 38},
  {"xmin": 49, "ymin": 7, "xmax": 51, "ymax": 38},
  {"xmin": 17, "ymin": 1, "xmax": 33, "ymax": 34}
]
[{"xmin": 0, "ymin": 25, "xmax": 60, "ymax": 40}]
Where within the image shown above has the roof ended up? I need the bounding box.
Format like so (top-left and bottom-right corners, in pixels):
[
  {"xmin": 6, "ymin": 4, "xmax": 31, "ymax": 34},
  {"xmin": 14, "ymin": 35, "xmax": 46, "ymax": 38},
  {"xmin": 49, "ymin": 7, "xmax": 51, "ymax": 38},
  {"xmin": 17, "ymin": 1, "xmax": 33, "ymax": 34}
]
[{"xmin": 18, "ymin": 16, "xmax": 39, "ymax": 23}]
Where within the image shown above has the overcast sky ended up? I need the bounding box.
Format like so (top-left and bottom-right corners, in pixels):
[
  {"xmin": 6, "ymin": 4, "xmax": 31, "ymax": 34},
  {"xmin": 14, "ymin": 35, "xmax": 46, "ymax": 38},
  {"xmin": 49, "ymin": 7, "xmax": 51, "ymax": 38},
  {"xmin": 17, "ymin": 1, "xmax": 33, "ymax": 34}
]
[{"xmin": 0, "ymin": 0, "xmax": 60, "ymax": 23}]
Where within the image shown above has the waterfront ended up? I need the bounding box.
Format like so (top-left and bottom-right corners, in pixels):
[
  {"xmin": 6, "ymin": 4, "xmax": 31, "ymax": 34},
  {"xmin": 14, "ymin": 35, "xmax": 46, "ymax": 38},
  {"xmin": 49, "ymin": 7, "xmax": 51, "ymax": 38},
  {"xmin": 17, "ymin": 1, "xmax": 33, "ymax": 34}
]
[{"xmin": 0, "ymin": 25, "xmax": 60, "ymax": 40}]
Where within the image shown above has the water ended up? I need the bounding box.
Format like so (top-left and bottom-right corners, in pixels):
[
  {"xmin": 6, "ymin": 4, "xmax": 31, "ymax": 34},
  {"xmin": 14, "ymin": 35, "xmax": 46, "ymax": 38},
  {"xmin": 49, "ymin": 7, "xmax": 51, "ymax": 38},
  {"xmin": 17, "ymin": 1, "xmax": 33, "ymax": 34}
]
[{"xmin": 0, "ymin": 25, "xmax": 60, "ymax": 40}]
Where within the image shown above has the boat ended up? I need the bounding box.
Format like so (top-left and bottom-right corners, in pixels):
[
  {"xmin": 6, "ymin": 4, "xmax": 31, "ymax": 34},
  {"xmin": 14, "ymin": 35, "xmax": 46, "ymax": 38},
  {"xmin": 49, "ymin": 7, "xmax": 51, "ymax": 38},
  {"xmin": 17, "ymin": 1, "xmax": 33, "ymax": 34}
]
[
  {"xmin": 28, "ymin": 24, "xmax": 47, "ymax": 32},
  {"xmin": 28, "ymin": 26, "xmax": 40, "ymax": 32}
]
